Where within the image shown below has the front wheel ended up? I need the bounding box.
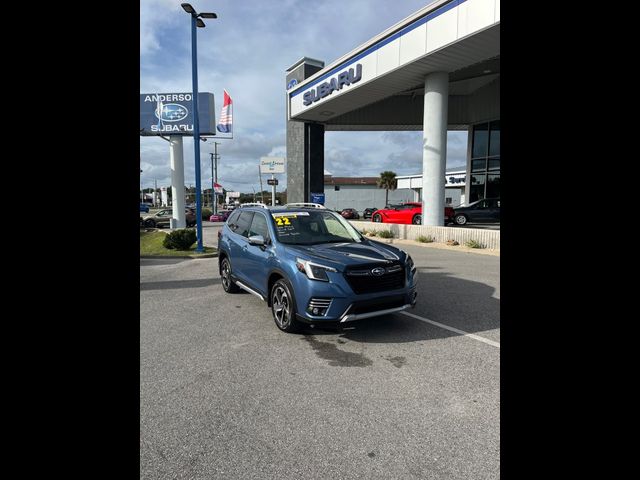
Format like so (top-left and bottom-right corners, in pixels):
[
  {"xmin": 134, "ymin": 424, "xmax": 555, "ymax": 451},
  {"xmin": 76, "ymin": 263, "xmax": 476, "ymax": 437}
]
[
  {"xmin": 372, "ymin": 213, "xmax": 382, "ymax": 223},
  {"xmin": 144, "ymin": 219, "xmax": 155, "ymax": 228},
  {"xmin": 454, "ymin": 214, "xmax": 468, "ymax": 226},
  {"xmin": 271, "ymin": 279, "xmax": 300, "ymax": 333},
  {"xmin": 412, "ymin": 214, "xmax": 422, "ymax": 225},
  {"xmin": 220, "ymin": 258, "xmax": 240, "ymax": 293}
]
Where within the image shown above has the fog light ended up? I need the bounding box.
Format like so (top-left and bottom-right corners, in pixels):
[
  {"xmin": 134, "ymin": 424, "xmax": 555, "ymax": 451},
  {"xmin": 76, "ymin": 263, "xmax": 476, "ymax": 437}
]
[{"xmin": 313, "ymin": 308, "xmax": 319, "ymax": 315}]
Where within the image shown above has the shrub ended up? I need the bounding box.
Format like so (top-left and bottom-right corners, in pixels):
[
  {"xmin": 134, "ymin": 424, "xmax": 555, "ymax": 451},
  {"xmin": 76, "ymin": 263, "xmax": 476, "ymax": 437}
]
[
  {"xmin": 416, "ymin": 235, "xmax": 434, "ymax": 243},
  {"xmin": 201, "ymin": 208, "xmax": 213, "ymax": 220},
  {"xmin": 360, "ymin": 228, "xmax": 369, "ymax": 235},
  {"xmin": 377, "ymin": 230, "xmax": 394, "ymax": 239},
  {"xmin": 368, "ymin": 231, "xmax": 378, "ymax": 237},
  {"xmin": 464, "ymin": 239, "xmax": 485, "ymax": 249},
  {"xmin": 446, "ymin": 239, "xmax": 459, "ymax": 246},
  {"xmin": 163, "ymin": 228, "xmax": 197, "ymax": 250}
]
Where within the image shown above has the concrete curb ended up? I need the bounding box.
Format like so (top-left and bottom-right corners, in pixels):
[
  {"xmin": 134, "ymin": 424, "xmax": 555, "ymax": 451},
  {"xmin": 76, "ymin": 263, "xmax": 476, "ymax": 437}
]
[{"xmin": 140, "ymin": 252, "xmax": 218, "ymax": 259}]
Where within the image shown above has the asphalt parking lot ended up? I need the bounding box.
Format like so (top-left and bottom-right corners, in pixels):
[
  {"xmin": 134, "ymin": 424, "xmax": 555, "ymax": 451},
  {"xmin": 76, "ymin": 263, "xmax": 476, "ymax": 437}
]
[{"xmin": 140, "ymin": 242, "xmax": 499, "ymax": 479}]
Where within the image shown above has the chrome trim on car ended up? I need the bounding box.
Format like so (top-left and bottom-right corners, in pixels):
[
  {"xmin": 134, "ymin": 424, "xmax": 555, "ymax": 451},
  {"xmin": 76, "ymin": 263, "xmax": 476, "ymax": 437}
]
[
  {"xmin": 339, "ymin": 303, "xmax": 413, "ymax": 323},
  {"xmin": 235, "ymin": 281, "xmax": 266, "ymax": 301}
]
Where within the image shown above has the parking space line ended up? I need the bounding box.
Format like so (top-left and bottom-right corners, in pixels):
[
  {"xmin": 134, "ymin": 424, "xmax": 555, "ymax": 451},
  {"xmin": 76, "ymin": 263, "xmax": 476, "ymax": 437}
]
[{"xmin": 399, "ymin": 311, "xmax": 500, "ymax": 348}]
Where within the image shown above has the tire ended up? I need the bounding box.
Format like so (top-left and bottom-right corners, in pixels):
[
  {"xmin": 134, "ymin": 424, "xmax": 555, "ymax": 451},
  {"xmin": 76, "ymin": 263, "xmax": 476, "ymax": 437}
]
[
  {"xmin": 412, "ymin": 214, "xmax": 422, "ymax": 225},
  {"xmin": 454, "ymin": 214, "xmax": 468, "ymax": 226},
  {"xmin": 144, "ymin": 219, "xmax": 155, "ymax": 228},
  {"xmin": 372, "ymin": 213, "xmax": 383, "ymax": 223},
  {"xmin": 271, "ymin": 279, "xmax": 300, "ymax": 333},
  {"xmin": 220, "ymin": 257, "xmax": 240, "ymax": 293}
]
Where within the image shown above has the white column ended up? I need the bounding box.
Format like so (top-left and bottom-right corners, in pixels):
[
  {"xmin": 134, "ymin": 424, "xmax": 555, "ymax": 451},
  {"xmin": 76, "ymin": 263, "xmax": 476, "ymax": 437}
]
[
  {"xmin": 421, "ymin": 72, "xmax": 448, "ymax": 226},
  {"xmin": 169, "ymin": 135, "xmax": 186, "ymax": 228}
]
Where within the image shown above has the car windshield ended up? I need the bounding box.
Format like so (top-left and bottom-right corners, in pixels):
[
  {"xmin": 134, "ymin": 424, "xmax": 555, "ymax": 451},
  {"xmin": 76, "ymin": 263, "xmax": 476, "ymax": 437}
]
[{"xmin": 271, "ymin": 210, "xmax": 363, "ymax": 245}]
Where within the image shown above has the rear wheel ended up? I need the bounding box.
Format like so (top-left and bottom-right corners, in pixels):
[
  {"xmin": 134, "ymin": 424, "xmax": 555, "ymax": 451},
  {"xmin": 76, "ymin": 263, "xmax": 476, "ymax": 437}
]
[
  {"xmin": 271, "ymin": 279, "xmax": 300, "ymax": 333},
  {"xmin": 412, "ymin": 214, "xmax": 422, "ymax": 225},
  {"xmin": 373, "ymin": 213, "xmax": 382, "ymax": 223},
  {"xmin": 454, "ymin": 214, "xmax": 468, "ymax": 226},
  {"xmin": 220, "ymin": 258, "xmax": 240, "ymax": 293}
]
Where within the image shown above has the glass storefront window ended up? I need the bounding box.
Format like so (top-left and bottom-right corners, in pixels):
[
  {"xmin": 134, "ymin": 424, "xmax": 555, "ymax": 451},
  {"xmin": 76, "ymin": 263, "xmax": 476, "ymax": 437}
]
[
  {"xmin": 469, "ymin": 174, "xmax": 485, "ymax": 203},
  {"xmin": 469, "ymin": 121, "xmax": 500, "ymax": 200},
  {"xmin": 487, "ymin": 174, "xmax": 501, "ymax": 198},
  {"xmin": 471, "ymin": 158, "xmax": 487, "ymax": 172},
  {"xmin": 472, "ymin": 123, "xmax": 489, "ymax": 158},
  {"xmin": 489, "ymin": 120, "xmax": 500, "ymax": 157}
]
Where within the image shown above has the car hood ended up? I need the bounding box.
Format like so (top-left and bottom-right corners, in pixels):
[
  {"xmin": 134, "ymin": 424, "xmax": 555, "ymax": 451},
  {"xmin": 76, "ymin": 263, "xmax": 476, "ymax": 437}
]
[{"xmin": 284, "ymin": 239, "xmax": 404, "ymax": 271}]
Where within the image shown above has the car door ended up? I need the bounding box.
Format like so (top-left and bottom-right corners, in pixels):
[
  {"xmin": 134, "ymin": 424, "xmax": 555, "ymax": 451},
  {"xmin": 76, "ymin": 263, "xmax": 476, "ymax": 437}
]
[
  {"xmin": 156, "ymin": 209, "xmax": 171, "ymax": 226},
  {"xmin": 227, "ymin": 210, "xmax": 254, "ymax": 284},
  {"xmin": 486, "ymin": 199, "xmax": 500, "ymax": 222},
  {"xmin": 469, "ymin": 200, "xmax": 490, "ymax": 222},
  {"xmin": 242, "ymin": 211, "xmax": 276, "ymax": 296}
]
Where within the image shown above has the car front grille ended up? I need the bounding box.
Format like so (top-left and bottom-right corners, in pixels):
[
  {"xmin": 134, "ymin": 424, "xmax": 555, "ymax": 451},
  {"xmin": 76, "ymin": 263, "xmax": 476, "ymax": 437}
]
[{"xmin": 344, "ymin": 263, "xmax": 405, "ymax": 294}]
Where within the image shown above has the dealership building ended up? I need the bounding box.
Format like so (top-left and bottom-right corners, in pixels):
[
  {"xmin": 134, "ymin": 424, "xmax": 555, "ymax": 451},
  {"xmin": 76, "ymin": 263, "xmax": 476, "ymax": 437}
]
[{"xmin": 285, "ymin": 0, "xmax": 500, "ymax": 225}]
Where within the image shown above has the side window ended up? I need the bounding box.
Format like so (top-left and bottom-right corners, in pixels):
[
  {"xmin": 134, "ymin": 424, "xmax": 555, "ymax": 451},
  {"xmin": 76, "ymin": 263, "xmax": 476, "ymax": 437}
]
[
  {"xmin": 476, "ymin": 200, "xmax": 487, "ymax": 209},
  {"xmin": 227, "ymin": 210, "xmax": 241, "ymax": 228},
  {"xmin": 234, "ymin": 211, "xmax": 254, "ymax": 237},
  {"xmin": 248, "ymin": 213, "xmax": 270, "ymax": 239}
]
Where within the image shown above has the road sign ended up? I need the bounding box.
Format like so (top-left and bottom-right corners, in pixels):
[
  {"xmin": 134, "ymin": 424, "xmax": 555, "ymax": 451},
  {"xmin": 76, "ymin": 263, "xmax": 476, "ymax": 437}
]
[{"xmin": 267, "ymin": 178, "xmax": 279, "ymax": 186}]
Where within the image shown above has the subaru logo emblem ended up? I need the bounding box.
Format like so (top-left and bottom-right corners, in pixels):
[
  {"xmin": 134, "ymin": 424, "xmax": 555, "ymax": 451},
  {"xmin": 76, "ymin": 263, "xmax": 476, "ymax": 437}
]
[
  {"xmin": 155, "ymin": 103, "xmax": 188, "ymax": 122},
  {"xmin": 287, "ymin": 78, "xmax": 298, "ymax": 90},
  {"xmin": 371, "ymin": 267, "xmax": 386, "ymax": 276}
]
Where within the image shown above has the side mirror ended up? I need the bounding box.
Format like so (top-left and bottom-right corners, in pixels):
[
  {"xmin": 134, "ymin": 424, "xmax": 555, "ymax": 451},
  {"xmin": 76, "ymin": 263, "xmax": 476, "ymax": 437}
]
[{"xmin": 248, "ymin": 235, "xmax": 265, "ymax": 246}]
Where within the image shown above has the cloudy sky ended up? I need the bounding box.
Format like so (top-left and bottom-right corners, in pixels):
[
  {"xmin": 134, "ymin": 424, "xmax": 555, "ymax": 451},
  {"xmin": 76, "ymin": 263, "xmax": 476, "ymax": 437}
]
[{"xmin": 140, "ymin": 0, "xmax": 467, "ymax": 193}]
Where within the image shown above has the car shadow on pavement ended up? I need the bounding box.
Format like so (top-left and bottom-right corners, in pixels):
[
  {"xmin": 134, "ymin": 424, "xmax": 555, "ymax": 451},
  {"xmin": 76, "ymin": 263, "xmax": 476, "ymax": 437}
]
[
  {"xmin": 140, "ymin": 278, "xmax": 222, "ymax": 291},
  {"xmin": 310, "ymin": 270, "xmax": 499, "ymax": 344}
]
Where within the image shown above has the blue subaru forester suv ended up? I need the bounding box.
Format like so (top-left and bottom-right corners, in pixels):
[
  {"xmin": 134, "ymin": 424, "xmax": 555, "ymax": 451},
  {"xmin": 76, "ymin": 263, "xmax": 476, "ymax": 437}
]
[{"xmin": 218, "ymin": 203, "xmax": 418, "ymax": 333}]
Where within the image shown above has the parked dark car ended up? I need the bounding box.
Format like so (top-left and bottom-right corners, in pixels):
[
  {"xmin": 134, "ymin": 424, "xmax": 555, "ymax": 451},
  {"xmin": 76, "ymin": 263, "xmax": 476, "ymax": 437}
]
[
  {"xmin": 141, "ymin": 208, "xmax": 196, "ymax": 228},
  {"xmin": 362, "ymin": 208, "xmax": 377, "ymax": 219},
  {"xmin": 218, "ymin": 204, "xmax": 418, "ymax": 333},
  {"xmin": 340, "ymin": 208, "xmax": 360, "ymax": 220},
  {"xmin": 451, "ymin": 198, "xmax": 500, "ymax": 225}
]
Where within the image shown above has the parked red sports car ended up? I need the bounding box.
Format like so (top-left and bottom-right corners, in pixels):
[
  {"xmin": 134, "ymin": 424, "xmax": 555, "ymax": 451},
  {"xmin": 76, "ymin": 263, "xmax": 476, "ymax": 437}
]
[{"xmin": 371, "ymin": 202, "xmax": 454, "ymax": 225}]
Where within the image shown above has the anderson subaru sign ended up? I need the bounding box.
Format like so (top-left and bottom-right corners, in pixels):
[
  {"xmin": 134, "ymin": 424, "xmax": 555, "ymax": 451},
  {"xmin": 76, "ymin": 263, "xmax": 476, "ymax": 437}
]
[{"xmin": 139, "ymin": 92, "xmax": 216, "ymax": 136}]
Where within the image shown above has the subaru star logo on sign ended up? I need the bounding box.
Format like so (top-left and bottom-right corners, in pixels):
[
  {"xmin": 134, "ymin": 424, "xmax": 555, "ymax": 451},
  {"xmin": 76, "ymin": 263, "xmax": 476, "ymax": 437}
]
[
  {"xmin": 139, "ymin": 92, "xmax": 216, "ymax": 137},
  {"xmin": 371, "ymin": 267, "xmax": 386, "ymax": 276},
  {"xmin": 156, "ymin": 103, "xmax": 188, "ymax": 122},
  {"xmin": 287, "ymin": 78, "xmax": 298, "ymax": 90}
]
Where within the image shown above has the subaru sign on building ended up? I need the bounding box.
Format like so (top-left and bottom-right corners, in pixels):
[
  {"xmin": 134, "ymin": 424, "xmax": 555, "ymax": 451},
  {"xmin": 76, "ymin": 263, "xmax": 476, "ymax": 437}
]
[{"xmin": 140, "ymin": 92, "xmax": 216, "ymax": 136}]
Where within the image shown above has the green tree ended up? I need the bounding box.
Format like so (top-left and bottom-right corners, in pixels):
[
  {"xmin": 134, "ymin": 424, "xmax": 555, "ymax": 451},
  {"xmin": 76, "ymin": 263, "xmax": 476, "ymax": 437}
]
[{"xmin": 377, "ymin": 171, "xmax": 398, "ymax": 207}]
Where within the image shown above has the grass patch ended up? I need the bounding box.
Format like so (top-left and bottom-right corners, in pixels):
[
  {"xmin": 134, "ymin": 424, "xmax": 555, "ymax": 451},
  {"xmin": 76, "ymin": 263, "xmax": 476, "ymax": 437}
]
[
  {"xmin": 416, "ymin": 235, "xmax": 434, "ymax": 243},
  {"xmin": 464, "ymin": 239, "xmax": 485, "ymax": 249},
  {"xmin": 140, "ymin": 231, "xmax": 216, "ymax": 256},
  {"xmin": 377, "ymin": 230, "xmax": 395, "ymax": 239}
]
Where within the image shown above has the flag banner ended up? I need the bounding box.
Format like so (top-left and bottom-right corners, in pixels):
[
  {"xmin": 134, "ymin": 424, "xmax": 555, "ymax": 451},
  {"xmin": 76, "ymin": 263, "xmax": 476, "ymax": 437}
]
[
  {"xmin": 214, "ymin": 182, "xmax": 223, "ymax": 194},
  {"xmin": 216, "ymin": 90, "xmax": 232, "ymax": 133}
]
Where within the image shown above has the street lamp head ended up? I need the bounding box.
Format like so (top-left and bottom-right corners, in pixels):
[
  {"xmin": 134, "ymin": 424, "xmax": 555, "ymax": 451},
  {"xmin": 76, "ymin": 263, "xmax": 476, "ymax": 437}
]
[
  {"xmin": 181, "ymin": 3, "xmax": 195, "ymax": 14},
  {"xmin": 199, "ymin": 12, "xmax": 217, "ymax": 18},
  {"xmin": 196, "ymin": 18, "xmax": 206, "ymax": 28}
]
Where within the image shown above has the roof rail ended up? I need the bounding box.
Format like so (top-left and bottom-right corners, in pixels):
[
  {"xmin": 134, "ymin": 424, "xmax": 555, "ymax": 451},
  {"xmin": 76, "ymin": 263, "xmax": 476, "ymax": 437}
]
[
  {"xmin": 285, "ymin": 202, "xmax": 326, "ymax": 209},
  {"xmin": 239, "ymin": 202, "xmax": 268, "ymax": 208}
]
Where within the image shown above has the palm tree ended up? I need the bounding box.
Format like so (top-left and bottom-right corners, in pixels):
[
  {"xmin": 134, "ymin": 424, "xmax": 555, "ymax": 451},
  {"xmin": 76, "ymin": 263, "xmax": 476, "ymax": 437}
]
[{"xmin": 377, "ymin": 171, "xmax": 398, "ymax": 207}]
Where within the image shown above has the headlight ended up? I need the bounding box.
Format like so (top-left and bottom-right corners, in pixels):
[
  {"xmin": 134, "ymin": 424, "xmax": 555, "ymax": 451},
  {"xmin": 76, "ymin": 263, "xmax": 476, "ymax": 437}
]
[
  {"xmin": 296, "ymin": 258, "xmax": 337, "ymax": 282},
  {"xmin": 406, "ymin": 254, "xmax": 416, "ymax": 274}
]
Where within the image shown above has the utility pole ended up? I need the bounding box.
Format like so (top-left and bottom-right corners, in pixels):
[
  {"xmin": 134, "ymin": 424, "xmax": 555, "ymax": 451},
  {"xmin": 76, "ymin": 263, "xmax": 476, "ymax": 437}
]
[
  {"xmin": 154, "ymin": 178, "xmax": 158, "ymax": 207},
  {"xmin": 213, "ymin": 141, "xmax": 220, "ymax": 214}
]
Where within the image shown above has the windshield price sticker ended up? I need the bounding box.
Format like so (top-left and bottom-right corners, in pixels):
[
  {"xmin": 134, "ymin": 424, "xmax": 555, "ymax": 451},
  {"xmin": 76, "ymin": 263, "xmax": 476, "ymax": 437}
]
[{"xmin": 274, "ymin": 216, "xmax": 292, "ymax": 226}]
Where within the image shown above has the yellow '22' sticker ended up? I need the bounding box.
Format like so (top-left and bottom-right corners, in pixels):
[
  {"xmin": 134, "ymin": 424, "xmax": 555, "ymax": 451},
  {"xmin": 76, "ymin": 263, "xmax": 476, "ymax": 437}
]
[{"xmin": 274, "ymin": 216, "xmax": 292, "ymax": 226}]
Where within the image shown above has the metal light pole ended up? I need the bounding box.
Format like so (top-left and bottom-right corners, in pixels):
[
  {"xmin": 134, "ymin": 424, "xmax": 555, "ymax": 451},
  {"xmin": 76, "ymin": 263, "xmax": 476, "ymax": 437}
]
[{"xmin": 182, "ymin": 3, "xmax": 217, "ymax": 253}]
